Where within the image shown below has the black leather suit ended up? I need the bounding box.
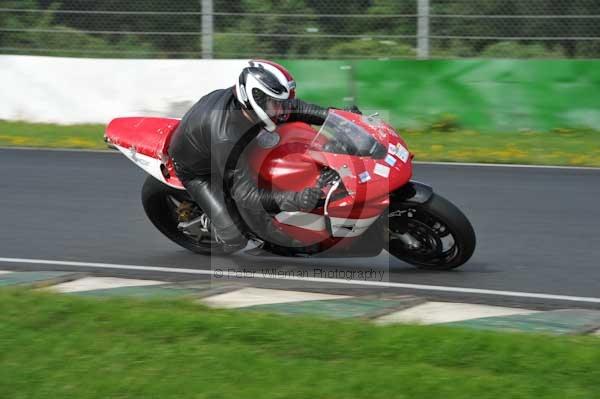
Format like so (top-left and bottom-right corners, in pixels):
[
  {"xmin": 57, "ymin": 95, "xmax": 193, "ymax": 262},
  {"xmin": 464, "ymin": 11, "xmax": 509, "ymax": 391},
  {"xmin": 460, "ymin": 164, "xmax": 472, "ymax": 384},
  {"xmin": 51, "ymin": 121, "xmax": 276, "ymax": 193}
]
[{"xmin": 168, "ymin": 87, "xmax": 328, "ymax": 249}]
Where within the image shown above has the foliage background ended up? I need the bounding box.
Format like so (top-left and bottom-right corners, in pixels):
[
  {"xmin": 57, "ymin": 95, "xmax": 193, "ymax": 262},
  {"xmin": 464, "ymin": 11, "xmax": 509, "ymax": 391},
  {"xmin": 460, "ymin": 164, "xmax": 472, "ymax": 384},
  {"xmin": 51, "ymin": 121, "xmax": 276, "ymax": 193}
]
[{"xmin": 2, "ymin": 0, "xmax": 600, "ymax": 59}]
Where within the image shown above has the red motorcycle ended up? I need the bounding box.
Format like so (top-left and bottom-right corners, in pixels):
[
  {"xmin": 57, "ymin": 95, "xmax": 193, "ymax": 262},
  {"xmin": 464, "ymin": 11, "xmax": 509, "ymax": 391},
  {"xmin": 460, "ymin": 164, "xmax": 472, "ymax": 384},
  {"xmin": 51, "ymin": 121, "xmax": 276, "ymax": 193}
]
[{"xmin": 105, "ymin": 110, "xmax": 475, "ymax": 269}]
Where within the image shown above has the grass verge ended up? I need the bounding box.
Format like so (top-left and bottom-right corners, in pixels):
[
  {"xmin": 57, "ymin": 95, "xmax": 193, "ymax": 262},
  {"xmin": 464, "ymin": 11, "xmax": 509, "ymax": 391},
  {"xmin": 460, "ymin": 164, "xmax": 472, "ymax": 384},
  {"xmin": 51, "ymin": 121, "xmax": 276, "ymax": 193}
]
[
  {"xmin": 404, "ymin": 128, "xmax": 600, "ymax": 167},
  {"xmin": 0, "ymin": 120, "xmax": 104, "ymax": 149},
  {"xmin": 1, "ymin": 120, "xmax": 600, "ymax": 167},
  {"xmin": 1, "ymin": 288, "xmax": 599, "ymax": 398}
]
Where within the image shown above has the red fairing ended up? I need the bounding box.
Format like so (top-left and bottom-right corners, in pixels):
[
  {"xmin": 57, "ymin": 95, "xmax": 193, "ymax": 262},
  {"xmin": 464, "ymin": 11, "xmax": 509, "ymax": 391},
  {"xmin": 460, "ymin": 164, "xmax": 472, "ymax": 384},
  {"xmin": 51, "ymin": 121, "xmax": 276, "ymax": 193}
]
[
  {"xmin": 246, "ymin": 110, "xmax": 413, "ymax": 221},
  {"xmin": 109, "ymin": 110, "xmax": 414, "ymax": 248},
  {"xmin": 271, "ymin": 220, "xmax": 331, "ymax": 245},
  {"xmin": 105, "ymin": 117, "xmax": 179, "ymax": 158},
  {"xmin": 247, "ymin": 122, "xmax": 321, "ymax": 192},
  {"xmin": 104, "ymin": 117, "xmax": 184, "ymax": 189}
]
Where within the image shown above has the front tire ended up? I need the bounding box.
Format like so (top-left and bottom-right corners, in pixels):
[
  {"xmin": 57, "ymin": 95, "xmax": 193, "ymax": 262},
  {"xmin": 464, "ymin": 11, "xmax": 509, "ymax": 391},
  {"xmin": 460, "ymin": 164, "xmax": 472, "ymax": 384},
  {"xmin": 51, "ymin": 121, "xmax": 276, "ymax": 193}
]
[
  {"xmin": 387, "ymin": 193, "xmax": 476, "ymax": 270},
  {"xmin": 141, "ymin": 176, "xmax": 225, "ymax": 255}
]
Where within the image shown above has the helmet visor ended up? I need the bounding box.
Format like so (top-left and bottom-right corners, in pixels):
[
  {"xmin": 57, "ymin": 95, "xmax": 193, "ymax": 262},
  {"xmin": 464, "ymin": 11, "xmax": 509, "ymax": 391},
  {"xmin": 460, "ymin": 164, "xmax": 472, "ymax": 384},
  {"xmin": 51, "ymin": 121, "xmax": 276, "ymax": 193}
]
[
  {"xmin": 265, "ymin": 97, "xmax": 285, "ymax": 118},
  {"xmin": 252, "ymin": 88, "xmax": 285, "ymax": 119}
]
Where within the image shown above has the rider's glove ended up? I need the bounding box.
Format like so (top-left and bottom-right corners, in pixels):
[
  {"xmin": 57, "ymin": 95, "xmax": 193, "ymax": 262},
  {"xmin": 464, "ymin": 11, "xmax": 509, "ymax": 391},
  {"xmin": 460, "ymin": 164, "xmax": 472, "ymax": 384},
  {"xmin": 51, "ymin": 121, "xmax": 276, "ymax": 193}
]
[
  {"xmin": 274, "ymin": 188, "xmax": 322, "ymax": 212},
  {"xmin": 317, "ymin": 168, "xmax": 339, "ymax": 189},
  {"xmin": 296, "ymin": 187, "xmax": 322, "ymax": 211}
]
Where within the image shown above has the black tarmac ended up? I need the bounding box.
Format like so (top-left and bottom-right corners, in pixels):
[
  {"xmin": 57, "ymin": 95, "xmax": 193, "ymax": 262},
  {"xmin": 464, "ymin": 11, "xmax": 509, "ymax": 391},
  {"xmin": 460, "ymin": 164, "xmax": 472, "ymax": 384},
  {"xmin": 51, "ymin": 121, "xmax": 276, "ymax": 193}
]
[{"xmin": 1, "ymin": 148, "xmax": 599, "ymax": 309}]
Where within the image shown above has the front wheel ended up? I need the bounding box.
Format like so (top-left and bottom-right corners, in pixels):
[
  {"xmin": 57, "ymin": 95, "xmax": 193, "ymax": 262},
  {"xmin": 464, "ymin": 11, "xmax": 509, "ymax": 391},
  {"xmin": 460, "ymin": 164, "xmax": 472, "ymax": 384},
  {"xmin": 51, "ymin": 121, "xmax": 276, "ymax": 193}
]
[{"xmin": 387, "ymin": 193, "xmax": 476, "ymax": 270}]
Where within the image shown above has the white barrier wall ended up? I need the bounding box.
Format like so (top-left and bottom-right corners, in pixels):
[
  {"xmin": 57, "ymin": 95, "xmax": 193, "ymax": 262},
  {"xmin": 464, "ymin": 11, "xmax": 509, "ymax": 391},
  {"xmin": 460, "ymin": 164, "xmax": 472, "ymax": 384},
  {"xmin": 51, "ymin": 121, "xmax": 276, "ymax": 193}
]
[{"xmin": 0, "ymin": 55, "xmax": 248, "ymax": 124}]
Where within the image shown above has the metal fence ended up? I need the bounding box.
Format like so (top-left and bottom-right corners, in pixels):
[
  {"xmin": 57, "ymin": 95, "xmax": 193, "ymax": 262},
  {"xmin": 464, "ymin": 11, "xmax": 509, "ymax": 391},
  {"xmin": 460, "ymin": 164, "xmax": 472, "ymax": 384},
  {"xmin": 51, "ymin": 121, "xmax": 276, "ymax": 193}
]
[{"xmin": 2, "ymin": 0, "xmax": 600, "ymax": 59}]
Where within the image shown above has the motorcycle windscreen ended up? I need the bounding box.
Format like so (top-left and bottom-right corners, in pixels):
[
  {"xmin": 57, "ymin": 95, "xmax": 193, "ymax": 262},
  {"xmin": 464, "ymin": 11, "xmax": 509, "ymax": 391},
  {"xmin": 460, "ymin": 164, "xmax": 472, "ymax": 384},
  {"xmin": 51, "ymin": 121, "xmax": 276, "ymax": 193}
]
[
  {"xmin": 306, "ymin": 111, "xmax": 413, "ymax": 210},
  {"xmin": 309, "ymin": 111, "xmax": 387, "ymax": 159}
]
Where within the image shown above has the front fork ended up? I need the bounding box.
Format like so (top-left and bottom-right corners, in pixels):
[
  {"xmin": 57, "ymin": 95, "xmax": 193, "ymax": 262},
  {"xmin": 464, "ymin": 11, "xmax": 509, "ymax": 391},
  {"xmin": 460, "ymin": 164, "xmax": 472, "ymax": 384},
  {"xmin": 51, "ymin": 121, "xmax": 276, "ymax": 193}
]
[{"xmin": 384, "ymin": 180, "xmax": 435, "ymax": 243}]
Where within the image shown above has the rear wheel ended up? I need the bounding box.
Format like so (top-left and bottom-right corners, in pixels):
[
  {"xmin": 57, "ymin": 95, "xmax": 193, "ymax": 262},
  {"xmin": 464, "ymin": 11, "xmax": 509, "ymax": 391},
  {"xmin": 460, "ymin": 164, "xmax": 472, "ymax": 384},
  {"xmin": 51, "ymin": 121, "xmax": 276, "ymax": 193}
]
[
  {"xmin": 387, "ymin": 193, "xmax": 476, "ymax": 270},
  {"xmin": 141, "ymin": 176, "xmax": 225, "ymax": 255}
]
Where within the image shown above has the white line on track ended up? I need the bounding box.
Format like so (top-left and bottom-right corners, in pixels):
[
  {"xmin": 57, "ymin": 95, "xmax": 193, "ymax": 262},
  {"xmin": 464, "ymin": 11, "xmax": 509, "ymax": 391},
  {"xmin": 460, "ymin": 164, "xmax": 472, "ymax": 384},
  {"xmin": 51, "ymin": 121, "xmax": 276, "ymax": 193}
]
[
  {"xmin": 1, "ymin": 256, "xmax": 600, "ymax": 304},
  {"xmin": 1, "ymin": 147, "xmax": 599, "ymax": 171}
]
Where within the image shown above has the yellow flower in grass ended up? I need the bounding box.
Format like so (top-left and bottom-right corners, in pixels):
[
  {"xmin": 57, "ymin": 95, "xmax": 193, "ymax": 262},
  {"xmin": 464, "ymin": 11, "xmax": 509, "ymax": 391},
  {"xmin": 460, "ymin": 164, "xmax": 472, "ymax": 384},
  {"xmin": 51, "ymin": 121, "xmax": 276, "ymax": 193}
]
[
  {"xmin": 448, "ymin": 150, "xmax": 473, "ymax": 159},
  {"xmin": 9, "ymin": 136, "xmax": 31, "ymax": 145},
  {"xmin": 568, "ymin": 155, "xmax": 591, "ymax": 165},
  {"xmin": 62, "ymin": 137, "xmax": 97, "ymax": 148}
]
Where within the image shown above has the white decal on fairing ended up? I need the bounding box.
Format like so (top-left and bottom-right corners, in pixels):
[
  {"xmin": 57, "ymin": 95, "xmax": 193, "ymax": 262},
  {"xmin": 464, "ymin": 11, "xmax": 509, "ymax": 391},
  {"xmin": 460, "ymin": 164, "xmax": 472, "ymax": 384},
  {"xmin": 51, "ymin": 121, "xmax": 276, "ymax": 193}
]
[
  {"xmin": 384, "ymin": 154, "xmax": 397, "ymax": 166},
  {"xmin": 373, "ymin": 163, "xmax": 390, "ymax": 178},
  {"xmin": 358, "ymin": 171, "xmax": 371, "ymax": 183},
  {"xmin": 330, "ymin": 215, "xmax": 380, "ymax": 237},
  {"xmin": 115, "ymin": 144, "xmax": 174, "ymax": 187},
  {"xmin": 387, "ymin": 143, "xmax": 398, "ymax": 155},
  {"xmin": 275, "ymin": 212, "xmax": 380, "ymax": 238},
  {"xmin": 275, "ymin": 212, "xmax": 326, "ymax": 231},
  {"xmin": 396, "ymin": 143, "xmax": 410, "ymax": 163}
]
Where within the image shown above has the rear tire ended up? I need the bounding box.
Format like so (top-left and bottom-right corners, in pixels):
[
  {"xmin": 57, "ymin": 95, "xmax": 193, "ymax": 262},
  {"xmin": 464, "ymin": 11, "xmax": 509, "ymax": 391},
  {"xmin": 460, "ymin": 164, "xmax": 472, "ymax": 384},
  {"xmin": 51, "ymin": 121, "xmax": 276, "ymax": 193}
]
[
  {"xmin": 141, "ymin": 176, "xmax": 225, "ymax": 255},
  {"xmin": 387, "ymin": 193, "xmax": 476, "ymax": 270}
]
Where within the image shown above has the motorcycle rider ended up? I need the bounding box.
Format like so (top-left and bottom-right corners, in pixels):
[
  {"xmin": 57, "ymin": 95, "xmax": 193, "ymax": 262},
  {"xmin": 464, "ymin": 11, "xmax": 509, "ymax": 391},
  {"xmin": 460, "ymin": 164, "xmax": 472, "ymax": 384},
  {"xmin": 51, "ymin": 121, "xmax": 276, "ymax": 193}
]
[{"xmin": 168, "ymin": 60, "xmax": 336, "ymax": 253}]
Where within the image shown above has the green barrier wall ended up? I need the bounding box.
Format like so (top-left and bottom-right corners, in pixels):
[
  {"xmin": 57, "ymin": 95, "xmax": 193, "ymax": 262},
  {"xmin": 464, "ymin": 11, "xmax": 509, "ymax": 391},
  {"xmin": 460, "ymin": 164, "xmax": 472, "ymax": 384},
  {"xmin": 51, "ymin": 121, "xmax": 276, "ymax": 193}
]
[{"xmin": 281, "ymin": 60, "xmax": 600, "ymax": 132}]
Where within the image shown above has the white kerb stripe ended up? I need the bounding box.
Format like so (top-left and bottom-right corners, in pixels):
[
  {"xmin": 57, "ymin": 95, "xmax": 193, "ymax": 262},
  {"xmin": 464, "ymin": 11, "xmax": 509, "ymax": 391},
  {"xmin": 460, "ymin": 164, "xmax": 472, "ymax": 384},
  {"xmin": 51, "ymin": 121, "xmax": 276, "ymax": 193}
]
[
  {"xmin": 203, "ymin": 287, "xmax": 347, "ymax": 309},
  {"xmin": 48, "ymin": 277, "xmax": 165, "ymax": 293},
  {"xmin": 2, "ymin": 257, "xmax": 600, "ymax": 304},
  {"xmin": 376, "ymin": 302, "xmax": 538, "ymax": 325}
]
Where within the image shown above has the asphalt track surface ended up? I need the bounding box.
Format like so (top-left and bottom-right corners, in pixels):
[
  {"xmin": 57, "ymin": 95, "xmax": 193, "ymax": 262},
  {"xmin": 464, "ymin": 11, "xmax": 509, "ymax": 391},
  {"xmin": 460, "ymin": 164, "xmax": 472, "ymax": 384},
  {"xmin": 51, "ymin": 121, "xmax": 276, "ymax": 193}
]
[{"xmin": 1, "ymin": 148, "xmax": 600, "ymax": 309}]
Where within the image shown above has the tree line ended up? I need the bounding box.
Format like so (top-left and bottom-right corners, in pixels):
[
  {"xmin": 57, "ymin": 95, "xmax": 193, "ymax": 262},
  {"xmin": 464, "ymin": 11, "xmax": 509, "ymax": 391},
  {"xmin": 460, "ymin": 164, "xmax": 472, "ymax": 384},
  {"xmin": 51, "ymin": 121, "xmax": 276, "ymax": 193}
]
[{"xmin": 1, "ymin": 0, "xmax": 600, "ymax": 58}]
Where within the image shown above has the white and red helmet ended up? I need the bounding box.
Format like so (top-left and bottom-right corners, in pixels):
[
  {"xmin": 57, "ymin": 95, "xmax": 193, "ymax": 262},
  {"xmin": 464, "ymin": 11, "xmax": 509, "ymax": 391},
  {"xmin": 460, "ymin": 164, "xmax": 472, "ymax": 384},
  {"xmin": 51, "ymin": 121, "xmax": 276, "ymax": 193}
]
[{"xmin": 235, "ymin": 59, "xmax": 296, "ymax": 132}]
